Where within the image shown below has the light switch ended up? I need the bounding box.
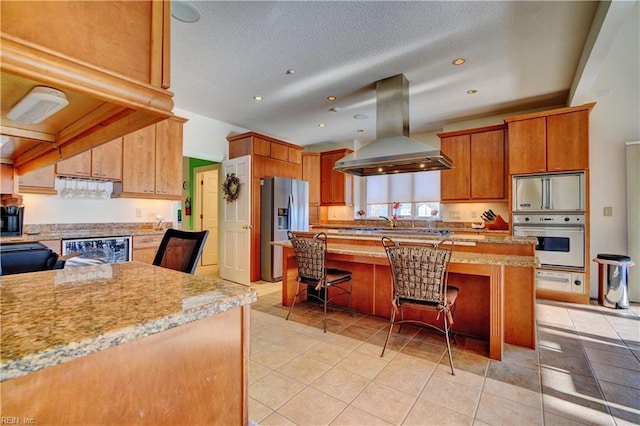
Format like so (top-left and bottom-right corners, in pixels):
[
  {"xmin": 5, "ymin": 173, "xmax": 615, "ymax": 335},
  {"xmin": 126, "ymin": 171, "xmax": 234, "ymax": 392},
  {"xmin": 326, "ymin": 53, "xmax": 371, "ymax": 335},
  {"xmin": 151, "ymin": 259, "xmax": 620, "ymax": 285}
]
[{"xmin": 603, "ymin": 206, "xmax": 613, "ymax": 216}]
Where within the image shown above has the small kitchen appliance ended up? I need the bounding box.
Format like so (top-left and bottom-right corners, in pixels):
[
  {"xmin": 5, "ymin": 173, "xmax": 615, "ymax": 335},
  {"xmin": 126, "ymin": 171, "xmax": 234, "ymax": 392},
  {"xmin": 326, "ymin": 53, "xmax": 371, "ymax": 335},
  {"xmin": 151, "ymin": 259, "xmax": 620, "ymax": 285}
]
[{"xmin": 0, "ymin": 205, "xmax": 24, "ymax": 237}]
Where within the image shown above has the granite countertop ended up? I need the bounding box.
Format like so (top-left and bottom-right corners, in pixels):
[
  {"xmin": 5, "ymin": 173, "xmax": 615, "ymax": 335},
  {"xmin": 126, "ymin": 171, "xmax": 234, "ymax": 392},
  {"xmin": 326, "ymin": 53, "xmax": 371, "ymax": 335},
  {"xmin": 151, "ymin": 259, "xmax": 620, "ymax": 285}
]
[
  {"xmin": 0, "ymin": 262, "xmax": 257, "ymax": 381},
  {"xmin": 0, "ymin": 223, "xmax": 167, "ymax": 243},
  {"xmin": 309, "ymin": 228, "xmax": 534, "ymax": 246},
  {"xmin": 272, "ymin": 240, "xmax": 538, "ymax": 268}
]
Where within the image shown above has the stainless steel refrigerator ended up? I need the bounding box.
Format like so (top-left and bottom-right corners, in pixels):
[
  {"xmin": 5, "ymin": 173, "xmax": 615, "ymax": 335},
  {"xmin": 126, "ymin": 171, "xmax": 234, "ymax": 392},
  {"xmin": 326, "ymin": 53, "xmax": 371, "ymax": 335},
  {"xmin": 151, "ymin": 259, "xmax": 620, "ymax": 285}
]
[{"xmin": 260, "ymin": 177, "xmax": 309, "ymax": 282}]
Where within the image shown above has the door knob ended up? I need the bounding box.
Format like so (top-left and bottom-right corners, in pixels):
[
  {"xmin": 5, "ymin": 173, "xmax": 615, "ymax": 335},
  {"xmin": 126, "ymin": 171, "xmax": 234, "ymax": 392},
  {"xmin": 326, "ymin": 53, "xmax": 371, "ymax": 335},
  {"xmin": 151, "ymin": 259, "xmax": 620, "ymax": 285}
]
[{"xmin": 242, "ymin": 224, "xmax": 250, "ymax": 229}]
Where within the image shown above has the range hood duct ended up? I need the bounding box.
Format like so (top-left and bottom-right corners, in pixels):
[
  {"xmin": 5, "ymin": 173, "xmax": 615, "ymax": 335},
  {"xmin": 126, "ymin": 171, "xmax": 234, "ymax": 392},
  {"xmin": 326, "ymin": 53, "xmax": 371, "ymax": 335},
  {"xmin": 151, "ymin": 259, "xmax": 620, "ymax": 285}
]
[{"xmin": 334, "ymin": 74, "xmax": 454, "ymax": 176}]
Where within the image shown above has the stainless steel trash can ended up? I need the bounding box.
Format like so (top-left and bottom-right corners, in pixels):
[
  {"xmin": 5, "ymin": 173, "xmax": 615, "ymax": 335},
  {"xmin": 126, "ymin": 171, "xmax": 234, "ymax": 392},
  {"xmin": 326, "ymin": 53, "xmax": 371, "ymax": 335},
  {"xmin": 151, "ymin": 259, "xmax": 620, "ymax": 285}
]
[{"xmin": 595, "ymin": 254, "xmax": 634, "ymax": 309}]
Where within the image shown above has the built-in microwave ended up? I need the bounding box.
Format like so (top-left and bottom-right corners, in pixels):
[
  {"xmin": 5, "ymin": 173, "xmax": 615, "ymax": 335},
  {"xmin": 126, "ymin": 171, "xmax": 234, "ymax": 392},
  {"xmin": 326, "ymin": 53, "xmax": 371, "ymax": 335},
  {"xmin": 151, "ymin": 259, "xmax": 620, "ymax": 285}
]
[{"xmin": 513, "ymin": 171, "xmax": 585, "ymax": 212}]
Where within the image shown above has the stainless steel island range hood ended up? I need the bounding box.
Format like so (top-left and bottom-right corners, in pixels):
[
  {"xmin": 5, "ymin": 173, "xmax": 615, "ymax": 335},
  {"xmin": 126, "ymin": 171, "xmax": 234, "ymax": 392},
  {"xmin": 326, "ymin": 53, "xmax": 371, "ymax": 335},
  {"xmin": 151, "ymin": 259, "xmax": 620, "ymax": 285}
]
[{"xmin": 334, "ymin": 74, "xmax": 454, "ymax": 176}]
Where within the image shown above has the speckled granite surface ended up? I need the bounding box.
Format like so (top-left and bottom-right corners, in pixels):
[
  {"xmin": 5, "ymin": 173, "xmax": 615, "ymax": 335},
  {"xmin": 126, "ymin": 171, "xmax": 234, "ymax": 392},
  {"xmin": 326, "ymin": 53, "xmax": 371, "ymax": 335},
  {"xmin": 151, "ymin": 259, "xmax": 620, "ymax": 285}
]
[
  {"xmin": 272, "ymin": 240, "xmax": 538, "ymax": 268},
  {"xmin": 0, "ymin": 262, "xmax": 257, "ymax": 381},
  {"xmin": 0, "ymin": 222, "xmax": 168, "ymax": 243}
]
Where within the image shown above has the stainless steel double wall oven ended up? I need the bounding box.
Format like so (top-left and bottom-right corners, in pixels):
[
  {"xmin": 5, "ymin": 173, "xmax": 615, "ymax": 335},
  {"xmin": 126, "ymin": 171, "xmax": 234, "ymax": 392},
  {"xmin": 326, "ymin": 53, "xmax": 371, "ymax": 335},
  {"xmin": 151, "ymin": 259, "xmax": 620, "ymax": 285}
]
[{"xmin": 512, "ymin": 172, "xmax": 586, "ymax": 294}]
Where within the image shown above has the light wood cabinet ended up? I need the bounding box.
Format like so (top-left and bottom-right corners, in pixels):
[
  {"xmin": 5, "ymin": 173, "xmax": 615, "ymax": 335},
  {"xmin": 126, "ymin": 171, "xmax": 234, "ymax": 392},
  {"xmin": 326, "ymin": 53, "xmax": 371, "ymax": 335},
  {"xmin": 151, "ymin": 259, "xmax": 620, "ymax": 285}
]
[
  {"xmin": 1, "ymin": 164, "xmax": 18, "ymax": 194},
  {"xmin": 154, "ymin": 119, "xmax": 183, "ymax": 197},
  {"xmin": 55, "ymin": 138, "xmax": 122, "ymax": 180},
  {"xmin": 92, "ymin": 138, "xmax": 123, "ymax": 180},
  {"xmin": 132, "ymin": 234, "xmax": 164, "ymax": 264},
  {"xmin": 320, "ymin": 149, "xmax": 353, "ymax": 206},
  {"xmin": 56, "ymin": 151, "xmax": 92, "ymax": 177},
  {"xmin": 122, "ymin": 126, "xmax": 156, "ymax": 195},
  {"xmin": 302, "ymin": 153, "xmax": 321, "ymax": 225},
  {"xmin": 119, "ymin": 118, "xmax": 185, "ymax": 200},
  {"xmin": 227, "ymin": 131, "xmax": 304, "ymax": 282},
  {"xmin": 18, "ymin": 164, "xmax": 56, "ymax": 194},
  {"xmin": 505, "ymin": 104, "xmax": 594, "ymax": 174},
  {"xmin": 439, "ymin": 125, "xmax": 506, "ymax": 201},
  {"xmin": 2, "ymin": 1, "xmax": 174, "ymax": 175}
]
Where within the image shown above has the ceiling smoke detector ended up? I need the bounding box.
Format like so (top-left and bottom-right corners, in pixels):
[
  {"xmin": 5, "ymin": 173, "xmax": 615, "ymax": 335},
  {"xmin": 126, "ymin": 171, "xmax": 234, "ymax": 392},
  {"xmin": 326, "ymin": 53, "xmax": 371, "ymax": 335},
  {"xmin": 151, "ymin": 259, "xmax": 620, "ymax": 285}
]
[{"xmin": 7, "ymin": 86, "xmax": 69, "ymax": 124}]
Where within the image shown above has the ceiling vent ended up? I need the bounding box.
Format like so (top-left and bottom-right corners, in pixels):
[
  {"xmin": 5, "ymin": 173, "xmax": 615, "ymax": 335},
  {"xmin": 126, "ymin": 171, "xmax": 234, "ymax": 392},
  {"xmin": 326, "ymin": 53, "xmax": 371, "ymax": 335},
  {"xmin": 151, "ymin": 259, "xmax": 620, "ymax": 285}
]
[{"xmin": 7, "ymin": 86, "xmax": 69, "ymax": 124}]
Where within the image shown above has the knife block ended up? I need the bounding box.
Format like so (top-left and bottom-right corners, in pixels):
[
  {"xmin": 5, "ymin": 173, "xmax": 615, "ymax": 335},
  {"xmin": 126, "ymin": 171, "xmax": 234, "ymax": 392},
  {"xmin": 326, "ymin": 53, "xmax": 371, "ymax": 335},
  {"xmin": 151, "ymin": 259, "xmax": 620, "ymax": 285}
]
[{"xmin": 486, "ymin": 214, "xmax": 509, "ymax": 231}]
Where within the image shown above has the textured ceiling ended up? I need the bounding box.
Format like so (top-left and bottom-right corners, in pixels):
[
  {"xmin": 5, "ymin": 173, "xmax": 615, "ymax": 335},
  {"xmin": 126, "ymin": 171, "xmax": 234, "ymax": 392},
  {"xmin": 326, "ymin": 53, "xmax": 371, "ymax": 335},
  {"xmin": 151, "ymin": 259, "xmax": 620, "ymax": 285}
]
[{"xmin": 170, "ymin": 1, "xmax": 599, "ymax": 147}]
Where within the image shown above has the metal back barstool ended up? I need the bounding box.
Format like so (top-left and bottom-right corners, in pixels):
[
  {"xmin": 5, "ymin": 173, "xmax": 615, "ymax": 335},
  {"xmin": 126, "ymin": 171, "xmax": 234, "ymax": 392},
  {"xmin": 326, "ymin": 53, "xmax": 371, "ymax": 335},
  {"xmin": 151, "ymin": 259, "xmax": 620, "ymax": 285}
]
[
  {"xmin": 286, "ymin": 231, "xmax": 353, "ymax": 332},
  {"xmin": 380, "ymin": 236, "xmax": 459, "ymax": 375}
]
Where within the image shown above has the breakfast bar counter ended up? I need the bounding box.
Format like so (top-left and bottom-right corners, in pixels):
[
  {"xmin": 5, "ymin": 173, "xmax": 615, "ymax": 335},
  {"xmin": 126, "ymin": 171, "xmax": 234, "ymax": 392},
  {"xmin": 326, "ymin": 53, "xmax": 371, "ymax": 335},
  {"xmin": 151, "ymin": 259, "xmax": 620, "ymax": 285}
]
[
  {"xmin": 0, "ymin": 261, "xmax": 257, "ymax": 425},
  {"xmin": 273, "ymin": 233, "xmax": 537, "ymax": 361}
]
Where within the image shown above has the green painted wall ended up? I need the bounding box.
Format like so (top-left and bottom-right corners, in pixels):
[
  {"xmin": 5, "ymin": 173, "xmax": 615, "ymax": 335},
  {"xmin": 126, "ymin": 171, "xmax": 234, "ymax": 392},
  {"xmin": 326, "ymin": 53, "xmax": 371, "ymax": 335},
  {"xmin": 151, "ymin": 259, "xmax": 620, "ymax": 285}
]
[{"xmin": 185, "ymin": 157, "xmax": 218, "ymax": 229}]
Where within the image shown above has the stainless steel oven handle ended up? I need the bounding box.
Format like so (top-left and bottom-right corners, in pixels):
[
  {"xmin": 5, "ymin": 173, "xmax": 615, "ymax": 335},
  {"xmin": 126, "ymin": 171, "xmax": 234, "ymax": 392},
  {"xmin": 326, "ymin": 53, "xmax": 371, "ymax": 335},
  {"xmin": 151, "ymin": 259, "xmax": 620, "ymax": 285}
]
[{"xmin": 537, "ymin": 274, "xmax": 571, "ymax": 283}]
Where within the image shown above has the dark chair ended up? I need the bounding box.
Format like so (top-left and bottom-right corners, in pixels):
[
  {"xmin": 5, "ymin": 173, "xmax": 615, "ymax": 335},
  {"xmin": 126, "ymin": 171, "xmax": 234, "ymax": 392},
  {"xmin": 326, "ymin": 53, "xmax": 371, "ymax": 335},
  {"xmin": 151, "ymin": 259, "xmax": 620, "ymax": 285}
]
[
  {"xmin": 286, "ymin": 231, "xmax": 353, "ymax": 332},
  {"xmin": 152, "ymin": 229, "xmax": 209, "ymax": 274},
  {"xmin": 380, "ymin": 237, "xmax": 459, "ymax": 375}
]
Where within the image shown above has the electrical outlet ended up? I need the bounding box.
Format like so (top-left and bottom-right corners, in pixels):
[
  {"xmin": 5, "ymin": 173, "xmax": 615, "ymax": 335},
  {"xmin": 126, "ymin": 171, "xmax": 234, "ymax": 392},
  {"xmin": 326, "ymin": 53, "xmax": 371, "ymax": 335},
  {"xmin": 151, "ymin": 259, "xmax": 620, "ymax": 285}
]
[
  {"xmin": 136, "ymin": 208, "xmax": 143, "ymax": 218},
  {"xmin": 449, "ymin": 211, "xmax": 460, "ymax": 218},
  {"xmin": 472, "ymin": 210, "xmax": 478, "ymax": 218},
  {"xmin": 603, "ymin": 206, "xmax": 613, "ymax": 217}
]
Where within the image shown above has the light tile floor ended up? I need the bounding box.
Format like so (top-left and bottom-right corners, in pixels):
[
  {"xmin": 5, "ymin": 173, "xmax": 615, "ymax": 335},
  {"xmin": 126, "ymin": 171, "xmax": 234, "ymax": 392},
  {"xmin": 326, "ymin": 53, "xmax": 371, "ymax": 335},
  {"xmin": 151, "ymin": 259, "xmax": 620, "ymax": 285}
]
[{"xmin": 195, "ymin": 266, "xmax": 640, "ymax": 425}]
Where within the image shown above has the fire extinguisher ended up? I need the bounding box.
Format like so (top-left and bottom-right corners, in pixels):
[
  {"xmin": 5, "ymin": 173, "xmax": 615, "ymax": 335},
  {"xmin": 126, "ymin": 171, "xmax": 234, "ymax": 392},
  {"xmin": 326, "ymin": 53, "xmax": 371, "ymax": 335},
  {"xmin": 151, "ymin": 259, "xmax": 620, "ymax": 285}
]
[{"xmin": 185, "ymin": 196, "xmax": 191, "ymax": 216}]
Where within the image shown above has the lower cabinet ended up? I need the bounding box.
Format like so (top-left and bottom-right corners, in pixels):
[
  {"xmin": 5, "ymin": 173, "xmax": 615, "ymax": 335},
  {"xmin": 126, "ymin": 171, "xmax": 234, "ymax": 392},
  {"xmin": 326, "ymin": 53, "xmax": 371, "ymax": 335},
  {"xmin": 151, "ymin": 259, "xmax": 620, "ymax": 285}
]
[{"xmin": 132, "ymin": 234, "xmax": 163, "ymax": 264}]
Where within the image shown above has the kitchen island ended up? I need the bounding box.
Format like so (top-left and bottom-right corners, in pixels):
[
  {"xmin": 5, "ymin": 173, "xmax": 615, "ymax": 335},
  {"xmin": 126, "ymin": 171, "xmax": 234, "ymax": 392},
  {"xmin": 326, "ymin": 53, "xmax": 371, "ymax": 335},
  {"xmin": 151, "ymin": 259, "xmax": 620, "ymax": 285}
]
[
  {"xmin": 0, "ymin": 262, "xmax": 256, "ymax": 425},
  {"xmin": 274, "ymin": 231, "xmax": 537, "ymax": 361}
]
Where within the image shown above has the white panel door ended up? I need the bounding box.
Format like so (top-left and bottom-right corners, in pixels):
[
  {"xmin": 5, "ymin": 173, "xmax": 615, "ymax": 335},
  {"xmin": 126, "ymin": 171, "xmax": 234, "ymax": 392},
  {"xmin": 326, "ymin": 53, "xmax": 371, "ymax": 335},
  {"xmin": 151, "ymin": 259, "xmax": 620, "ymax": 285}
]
[{"xmin": 219, "ymin": 155, "xmax": 251, "ymax": 285}]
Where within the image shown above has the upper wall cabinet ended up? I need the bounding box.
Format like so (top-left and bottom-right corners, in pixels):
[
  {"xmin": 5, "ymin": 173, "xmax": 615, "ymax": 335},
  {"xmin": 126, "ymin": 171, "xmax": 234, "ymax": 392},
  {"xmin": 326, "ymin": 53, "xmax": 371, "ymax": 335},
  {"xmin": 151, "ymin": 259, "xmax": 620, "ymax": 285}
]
[
  {"xmin": 117, "ymin": 117, "xmax": 186, "ymax": 200},
  {"xmin": 439, "ymin": 125, "xmax": 506, "ymax": 202},
  {"xmin": 18, "ymin": 164, "xmax": 57, "ymax": 195},
  {"xmin": 55, "ymin": 138, "xmax": 123, "ymax": 180},
  {"xmin": 320, "ymin": 149, "xmax": 353, "ymax": 206},
  {"xmin": 0, "ymin": 1, "xmax": 174, "ymax": 174},
  {"xmin": 505, "ymin": 103, "xmax": 595, "ymax": 175},
  {"xmin": 302, "ymin": 153, "xmax": 321, "ymax": 225}
]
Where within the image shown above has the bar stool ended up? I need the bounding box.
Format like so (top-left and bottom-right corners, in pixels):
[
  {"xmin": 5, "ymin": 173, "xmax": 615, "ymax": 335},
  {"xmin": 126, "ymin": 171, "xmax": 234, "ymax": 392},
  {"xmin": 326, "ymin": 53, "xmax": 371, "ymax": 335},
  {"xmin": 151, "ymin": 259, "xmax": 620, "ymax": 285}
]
[
  {"xmin": 286, "ymin": 231, "xmax": 353, "ymax": 332},
  {"xmin": 380, "ymin": 236, "xmax": 459, "ymax": 375}
]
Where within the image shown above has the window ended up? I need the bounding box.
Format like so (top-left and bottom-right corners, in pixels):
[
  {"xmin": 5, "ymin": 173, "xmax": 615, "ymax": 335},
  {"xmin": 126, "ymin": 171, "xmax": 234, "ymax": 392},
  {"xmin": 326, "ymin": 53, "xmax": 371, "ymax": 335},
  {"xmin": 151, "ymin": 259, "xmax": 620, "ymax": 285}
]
[{"xmin": 365, "ymin": 172, "xmax": 440, "ymax": 219}]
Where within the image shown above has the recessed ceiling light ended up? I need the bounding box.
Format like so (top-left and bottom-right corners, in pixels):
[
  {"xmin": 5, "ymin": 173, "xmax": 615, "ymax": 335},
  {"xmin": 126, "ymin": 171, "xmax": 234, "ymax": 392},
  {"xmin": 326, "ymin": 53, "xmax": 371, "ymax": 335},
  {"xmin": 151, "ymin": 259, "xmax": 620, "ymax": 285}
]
[
  {"xmin": 353, "ymin": 114, "xmax": 368, "ymax": 120},
  {"xmin": 171, "ymin": 1, "xmax": 201, "ymax": 23},
  {"xmin": 329, "ymin": 107, "xmax": 340, "ymax": 112},
  {"xmin": 318, "ymin": 123, "xmax": 325, "ymax": 127},
  {"xmin": 466, "ymin": 89, "xmax": 478, "ymax": 94},
  {"xmin": 253, "ymin": 96, "xmax": 263, "ymax": 101},
  {"xmin": 356, "ymin": 129, "xmax": 364, "ymax": 133},
  {"xmin": 327, "ymin": 96, "xmax": 337, "ymax": 101},
  {"xmin": 452, "ymin": 58, "xmax": 465, "ymax": 65},
  {"xmin": 285, "ymin": 69, "xmax": 295, "ymax": 75}
]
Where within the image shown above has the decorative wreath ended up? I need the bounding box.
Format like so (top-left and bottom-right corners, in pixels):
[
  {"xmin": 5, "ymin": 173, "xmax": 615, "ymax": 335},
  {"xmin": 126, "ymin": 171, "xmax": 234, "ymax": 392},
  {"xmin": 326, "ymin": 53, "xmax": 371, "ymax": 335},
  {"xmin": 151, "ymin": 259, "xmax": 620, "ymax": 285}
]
[{"xmin": 222, "ymin": 173, "xmax": 241, "ymax": 203}]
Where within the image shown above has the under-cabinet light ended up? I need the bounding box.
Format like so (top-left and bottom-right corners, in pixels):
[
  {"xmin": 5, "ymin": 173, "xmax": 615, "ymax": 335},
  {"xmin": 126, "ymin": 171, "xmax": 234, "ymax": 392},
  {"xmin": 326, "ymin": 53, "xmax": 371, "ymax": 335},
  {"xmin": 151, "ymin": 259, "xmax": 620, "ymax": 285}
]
[{"xmin": 7, "ymin": 86, "xmax": 68, "ymax": 124}]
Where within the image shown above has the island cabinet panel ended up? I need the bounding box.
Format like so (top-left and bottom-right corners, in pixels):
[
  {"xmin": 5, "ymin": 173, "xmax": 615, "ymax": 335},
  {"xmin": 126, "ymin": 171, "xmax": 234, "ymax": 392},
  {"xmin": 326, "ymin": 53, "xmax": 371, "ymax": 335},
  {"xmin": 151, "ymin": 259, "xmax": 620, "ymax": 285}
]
[
  {"xmin": 302, "ymin": 153, "xmax": 321, "ymax": 225},
  {"xmin": 439, "ymin": 125, "xmax": 506, "ymax": 201},
  {"xmin": 227, "ymin": 131, "xmax": 304, "ymax": 282},
  {"xmin": 505, "ymin": 103, "xmax": 594, "ymax": 174},
  {"xmin": 18, "ymin": 164, "xmax": 56, "ymax": 194},
  {"xmin": 320, "ymin": 149, "xmax": 353, "ymax": 206},
  {"xmin": 1, "ymin": 308, "xmax": 248, "ymax": 425}
]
